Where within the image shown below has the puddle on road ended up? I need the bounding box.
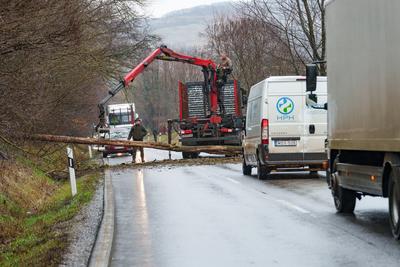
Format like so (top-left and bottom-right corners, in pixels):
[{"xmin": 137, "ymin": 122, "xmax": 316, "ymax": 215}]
[{"xmin": 133, "ymin": 169, "xmax": 154, "ymax": 266}]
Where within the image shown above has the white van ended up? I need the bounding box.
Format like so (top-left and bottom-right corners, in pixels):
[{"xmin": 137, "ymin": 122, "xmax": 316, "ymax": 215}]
[{"xmin": 242, "ymin": 76, "xmax": 328, "ymax": 179}]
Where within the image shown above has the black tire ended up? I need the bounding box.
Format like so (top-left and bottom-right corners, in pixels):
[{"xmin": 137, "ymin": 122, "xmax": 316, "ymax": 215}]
[
  {"xmin": 182, "ymin": 152, "xmax": 191, "ymax": 159},
  {"xmin": 257, "ymin": 160, "xmax": 269, "ymax": 180},
  {"xmin": 331, "ymin": 172, "xmax": 356, "ymax": 213},
  {"xmin": 242, "ymin": 158, "xmax": 252, "ymax": 176},
  {"xmin": 388, "ymin": 171, "xmax": 400, "ymax": 239},
  {"xmin": 191, "ymin": 152, "xmax": 200, "ymax": 159},
  {"xmin": 102, "ymin": 152, "xmax": 108, "ymax": 158}
]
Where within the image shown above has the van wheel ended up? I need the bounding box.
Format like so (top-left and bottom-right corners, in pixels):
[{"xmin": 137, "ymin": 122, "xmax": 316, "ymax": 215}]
[
  {"xmin": 242, "ymin": 158, "xmax": 252, "ymax": 176},
  {"xmin": 331, "ymin": 172, "xmax": 356, "ymax": 213},
  {"xmin": 388, "ymin": 171, "xmax": 400, "ymax": 239},
  {"xmin": 257, "ymin": 160, "xmax": 269, "ymax": 180}
]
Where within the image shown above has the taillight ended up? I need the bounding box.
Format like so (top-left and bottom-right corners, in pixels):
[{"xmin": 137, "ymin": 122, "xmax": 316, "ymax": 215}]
[
  {"xmin": 220, "ymin": 127, "xmax": 233, "ymax": 133},
  {"xmin": 181, "ymin": 129, "xmax": 193, "ymax": 135},
  {"xmin": 261, "ymin": 119, "xmax": 269, "ymax": 144}
]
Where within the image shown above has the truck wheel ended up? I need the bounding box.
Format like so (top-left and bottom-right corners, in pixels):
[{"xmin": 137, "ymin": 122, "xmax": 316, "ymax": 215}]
[
  {"xmin": 331, "ymin": 172, "xmax": 356, "ymax": 213},
  {"xmin": 257, "ymin": 160, "xmax": 269, "ymax": 180},
  {"xmin": 182, "ymin": 152, "xmax": 191, "ymax": 159},
  {"xmin": 242, "ymin": 158, "xmax": 252, "ymax": 176},
  {"xmin": 191, "ymin": 152, "xmax": 199, "ymax": 159},
  {"xmin": 388, "ymin": 171, "xmax": 400, "ymax": 239}
]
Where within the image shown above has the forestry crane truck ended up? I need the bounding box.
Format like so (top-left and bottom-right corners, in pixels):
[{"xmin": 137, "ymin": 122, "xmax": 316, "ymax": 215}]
[
  {"xmin": 306, "ymin": 0, "xmax": 400, "ymax": 239},
  {"xmin": 97, "ymin": 46, "xmax": 244, "ymax": 158}
]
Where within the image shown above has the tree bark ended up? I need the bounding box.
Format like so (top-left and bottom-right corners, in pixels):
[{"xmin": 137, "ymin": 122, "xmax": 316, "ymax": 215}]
[
  {"xmin": 28, "ymin": 134, "xmax": 242, "ymax": 156},
  {"xmin": 0, "ymin": 150, "xmax": 8, "ymax": 160}
]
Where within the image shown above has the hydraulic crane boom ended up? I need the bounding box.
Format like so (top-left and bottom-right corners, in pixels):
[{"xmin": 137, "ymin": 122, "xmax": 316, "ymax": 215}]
[{"xmin": 97, "ymin": 45, "xmax": 220, "ymax": 130}]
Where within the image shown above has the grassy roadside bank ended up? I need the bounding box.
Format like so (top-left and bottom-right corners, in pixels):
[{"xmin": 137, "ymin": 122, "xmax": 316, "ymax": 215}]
[{"xmin": 0, "ymin": 153, "xmax": 101, "ymax": 266}]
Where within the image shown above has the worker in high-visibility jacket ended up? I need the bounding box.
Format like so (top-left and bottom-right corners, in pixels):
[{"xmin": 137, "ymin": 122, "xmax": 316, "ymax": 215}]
[{"xmin": 128, "ymin": 118, "xmax": 148, "ymax": 163}]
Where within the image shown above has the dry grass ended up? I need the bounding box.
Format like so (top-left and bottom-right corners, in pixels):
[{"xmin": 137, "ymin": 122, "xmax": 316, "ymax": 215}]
[
  {"xmin": 24, "ymin": 143, "xmax": 96, "ymax": 175},
  {"xmin": 0, "ymin": 162, "xmax": 57, "ymax": 215},
  {"xmin": 0, "ymin": 161, "xmax": 57, "ymax": 246},
  {"xmin": 0, "ymin": 157, "xmax": 100, "ymax": 266}
]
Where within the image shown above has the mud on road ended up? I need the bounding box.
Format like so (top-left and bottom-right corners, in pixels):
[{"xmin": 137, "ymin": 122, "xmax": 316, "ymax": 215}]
[{"xmin": 103, "ymin": 156, "xmax": 242, "ymax": 170}]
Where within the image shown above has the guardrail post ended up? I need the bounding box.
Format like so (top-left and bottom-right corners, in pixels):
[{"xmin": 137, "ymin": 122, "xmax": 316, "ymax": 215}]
[
  {"xmin": 88, "ymin": 145, "xmax": 93, "ymax": 159},
  {"xmin": 67, "ymin": 146, "xmax": 77, "ymax": 196},
  {"xmin": 167, "ymin": 120, "xmax": 172, "ymax": 160}
]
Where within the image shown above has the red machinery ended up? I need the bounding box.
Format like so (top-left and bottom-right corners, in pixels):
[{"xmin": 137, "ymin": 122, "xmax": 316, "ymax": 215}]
[
  {"xmin": 98, "ymin": 45, "xmax": 221, "ymax": 128},
  {"xmin": 97, "ymin": 45, "xmax": 245, "ymax": 157}
]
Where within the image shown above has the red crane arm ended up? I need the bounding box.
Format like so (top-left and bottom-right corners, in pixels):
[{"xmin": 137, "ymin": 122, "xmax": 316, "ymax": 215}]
[
  {"xmin": 97, "ymin": 45, "xmax": 220, "ymax": 130},
  {"xmin": 123, "ymin": 47, "xmax": 163, "ymax": 87},
  {"xmin": 123, "ymin": 45, "xmax": 217, "ymax": 87},
  {"xmin": 159, "ymin": 46, "xmax": 217, "ymax": 69}
]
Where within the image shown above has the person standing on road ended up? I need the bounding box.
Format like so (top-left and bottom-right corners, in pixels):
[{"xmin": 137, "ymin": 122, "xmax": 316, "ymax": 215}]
[{"xmin": 128, "ymin": 118, "xmax": 148, "ymax": 163}]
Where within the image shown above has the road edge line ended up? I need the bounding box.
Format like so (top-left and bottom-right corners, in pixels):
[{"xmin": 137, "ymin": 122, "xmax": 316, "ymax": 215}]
[{"xmin": 89, "ymin": 172, "xmax": 115, "ymax": 267}]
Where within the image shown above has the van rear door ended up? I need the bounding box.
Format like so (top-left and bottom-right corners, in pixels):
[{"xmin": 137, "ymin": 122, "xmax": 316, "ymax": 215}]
[{"xmin": 267, "ymin": 80, "xmax": 304, "ymax": 162}]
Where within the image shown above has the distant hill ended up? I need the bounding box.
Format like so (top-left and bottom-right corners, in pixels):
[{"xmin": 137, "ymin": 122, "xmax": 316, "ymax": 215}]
[{"xmin": 149, "ymin": 2, "xmax": 235, "ymax": 48}]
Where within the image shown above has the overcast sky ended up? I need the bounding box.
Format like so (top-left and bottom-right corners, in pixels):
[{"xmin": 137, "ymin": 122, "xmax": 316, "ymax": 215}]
[{"xmin": 146, "ymin": 0, "xmax": 231, "ymax": 17}]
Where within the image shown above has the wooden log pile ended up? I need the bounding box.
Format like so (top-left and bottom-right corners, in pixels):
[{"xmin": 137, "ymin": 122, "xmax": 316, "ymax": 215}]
[{"xmin": 29, "ymin": 134, "xmax": 242, "ymax": 156}]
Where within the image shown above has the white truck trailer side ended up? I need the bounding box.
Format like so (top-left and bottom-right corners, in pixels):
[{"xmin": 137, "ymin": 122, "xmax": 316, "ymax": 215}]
[{"xmin": 322, "ymin": 0, "xmax": 400, "ymax": 239}]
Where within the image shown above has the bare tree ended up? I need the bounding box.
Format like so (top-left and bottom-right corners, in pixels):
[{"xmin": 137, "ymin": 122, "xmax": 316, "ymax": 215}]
[
  {"xmin": 238, "ymin": 0, "xmax": 326, "ymax": 75},
  {"xmin": 205, "ymin": 16, "xmax": 302, "ymax": 90},
  {"xmin": 0, "ymin": 0, "xmax": 155, "ymax": 139}
]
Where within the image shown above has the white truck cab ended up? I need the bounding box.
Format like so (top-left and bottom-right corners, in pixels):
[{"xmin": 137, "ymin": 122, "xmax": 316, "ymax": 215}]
[
  {"xmin": 242, "ymin": 76, "xmax": 328, "ymax": 179},
  {"xmin": 106, "ymin": 103, "xmax": 136, "ymax": 129}
]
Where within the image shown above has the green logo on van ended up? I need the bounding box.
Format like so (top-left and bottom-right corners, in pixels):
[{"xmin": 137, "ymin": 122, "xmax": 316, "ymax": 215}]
[{"xmin": 277, "ymin": 97, "xmax": 294, "ymax": 115}]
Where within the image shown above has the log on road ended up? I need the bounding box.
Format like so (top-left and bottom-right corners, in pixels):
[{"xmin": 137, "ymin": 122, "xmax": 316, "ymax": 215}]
[{"xmin": 29, "ymin": 134, "xmax": 242, "ymax": 156}]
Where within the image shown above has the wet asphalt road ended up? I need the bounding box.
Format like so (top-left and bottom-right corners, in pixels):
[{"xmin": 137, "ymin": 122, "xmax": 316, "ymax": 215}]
[{"xmin": 104, "ymin": 150, "xmax": 400, "ymax": 267}]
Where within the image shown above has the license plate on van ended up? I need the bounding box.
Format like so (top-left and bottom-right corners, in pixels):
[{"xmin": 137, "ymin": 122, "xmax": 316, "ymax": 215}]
[{"xmin": 274, "ymin": 140, "xmax": 297, "ymax": 147}]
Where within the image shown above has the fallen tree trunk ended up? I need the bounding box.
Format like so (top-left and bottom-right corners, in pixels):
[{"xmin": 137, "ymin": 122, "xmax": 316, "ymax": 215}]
[{"xmin": 29, "ymin": 134, "xmax": 242, "ymax": 156}]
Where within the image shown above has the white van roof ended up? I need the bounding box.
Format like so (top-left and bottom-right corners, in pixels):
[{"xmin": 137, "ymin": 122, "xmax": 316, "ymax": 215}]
[
  {"xmin": 250, "ymin": 76, "xmax": 326, "ymax": 88},
  {"xmin": 267, "ymin": 76, "xmax": 327, "ymax": 82}
]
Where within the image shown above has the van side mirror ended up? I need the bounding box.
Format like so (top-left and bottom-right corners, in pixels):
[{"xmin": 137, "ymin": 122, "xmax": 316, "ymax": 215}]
[
  {"xmin": 308, "ymin": 93, "xmax": 317, "ymax": 103},
  {"xmin": 306, "ymin": 64, "xmax": 318, "ymax": 92}
]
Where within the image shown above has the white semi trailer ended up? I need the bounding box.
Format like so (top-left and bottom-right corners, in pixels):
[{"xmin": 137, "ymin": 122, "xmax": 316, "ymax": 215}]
[{"xmin": 307, "ymin": 0, "xmax": 400, "ymax": 239}]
